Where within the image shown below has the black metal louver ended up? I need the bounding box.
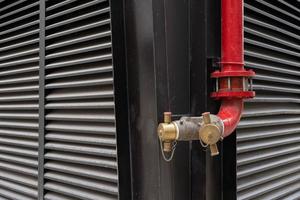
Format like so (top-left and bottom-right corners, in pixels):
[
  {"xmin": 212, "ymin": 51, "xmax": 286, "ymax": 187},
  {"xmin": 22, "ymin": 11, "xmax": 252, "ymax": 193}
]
[
  {"xmin": 44, "ymin": 0, "xmax": 118, "ymax": 199},
  {"xmin": 0, "ymin": 0, "xmax": 40, "ymax": 199},
  {"xmin": 237, "ymin": 0, "xmax": 300, "ymax": 199},
  {"xmin": 0, "ymin": 0, "xmax": 119, "ymax": 199}
]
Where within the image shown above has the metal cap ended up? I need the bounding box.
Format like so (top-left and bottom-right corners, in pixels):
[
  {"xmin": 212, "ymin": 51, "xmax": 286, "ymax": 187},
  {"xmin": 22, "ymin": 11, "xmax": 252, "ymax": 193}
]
[{"xmin": 157, "ymin": 123, "xmax": 177, "ymax": 141}]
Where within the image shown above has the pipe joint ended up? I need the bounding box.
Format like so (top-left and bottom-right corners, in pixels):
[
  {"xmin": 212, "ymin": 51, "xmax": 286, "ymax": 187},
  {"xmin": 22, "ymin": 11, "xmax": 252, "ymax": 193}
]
[
  {"xmin": 211, "ymin": 69, "xmax": 255, "ymax": 99},
  {"xmin": 157, "ymin": 112, "xmax": 224, "ymax": 159}
]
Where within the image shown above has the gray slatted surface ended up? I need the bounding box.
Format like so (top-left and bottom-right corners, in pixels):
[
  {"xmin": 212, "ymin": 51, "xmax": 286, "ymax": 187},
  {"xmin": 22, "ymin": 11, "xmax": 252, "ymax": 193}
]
[
  {"xmin": 0, "ymin": 0, "xmax": 119, "ymax": 199},
  {"xmin": 44, "ymin": 0, "xmax": 118, "ymax": 199},
  {"xmin": 0, "ymin": 1, "xmax": 39, "ymax": 199},
  {"xmin": 237, "ymin": 0, "xmax": 300, "ymax": 199}
]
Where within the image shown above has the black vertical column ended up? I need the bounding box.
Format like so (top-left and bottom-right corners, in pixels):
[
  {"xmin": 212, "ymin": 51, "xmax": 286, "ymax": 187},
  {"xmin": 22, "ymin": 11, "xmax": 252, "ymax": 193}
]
[
  {"xmin": 206, "ymin": 0, "xmax": 222, "ymax": 199},
  {"xmin": 190, "ymin": 0, "xmax": 208, "ymax": 199},
  {"xmin": 38, "ymin": 0, "xmax": 46, "ymax": 199},
  {"xmin": 124, "ymin": 0, "xmax": 190, "ymax": 199},
  {"xmin": 110, "ymin": 0, "xmax": 132, "ymax": 199}
]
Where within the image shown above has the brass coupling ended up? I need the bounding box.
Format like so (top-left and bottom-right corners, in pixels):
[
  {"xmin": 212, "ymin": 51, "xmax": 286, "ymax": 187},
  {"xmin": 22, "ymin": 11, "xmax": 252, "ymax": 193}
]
[
  {"xmin": 199, "ymin": 112, "xmax": 223, "ymax": 156},
  {"xmin": 157, "ymin": 112, "xmax": 178, "ymax": 152}
]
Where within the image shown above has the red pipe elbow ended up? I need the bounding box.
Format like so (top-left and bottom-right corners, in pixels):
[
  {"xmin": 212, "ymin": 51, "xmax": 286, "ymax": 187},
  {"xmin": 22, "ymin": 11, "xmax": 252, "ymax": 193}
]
[{"xmin": 217, "ymin": 99, "xmax": 243, "ymax": 137}]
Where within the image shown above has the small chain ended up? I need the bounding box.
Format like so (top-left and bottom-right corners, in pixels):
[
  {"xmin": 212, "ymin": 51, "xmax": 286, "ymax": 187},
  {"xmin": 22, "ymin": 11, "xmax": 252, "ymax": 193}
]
[
  {"xmin": 199, "ymin": 138, "xmax": 208, "ymax": 148},
  {"xmin": 160, "ymin": 140, "xmax": 177, "ymax": 162}
]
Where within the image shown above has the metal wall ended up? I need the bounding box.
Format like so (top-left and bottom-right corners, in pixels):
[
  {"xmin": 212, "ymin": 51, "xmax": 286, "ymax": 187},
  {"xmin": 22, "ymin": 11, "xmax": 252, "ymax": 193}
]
[
  {"xmin": 0, "ymin": 1, "xmax": 40, "ymax": 199},
  {"xmin": 237, "ymin": 1, "xmax": 300, "ymax": 199},
  {"xmin": 0, "ymin": 0, "xmax": 123, "ymax": 199},
  {"xmin": 124, "ymin": 0, "xmax": 191, "ymax": 199}
]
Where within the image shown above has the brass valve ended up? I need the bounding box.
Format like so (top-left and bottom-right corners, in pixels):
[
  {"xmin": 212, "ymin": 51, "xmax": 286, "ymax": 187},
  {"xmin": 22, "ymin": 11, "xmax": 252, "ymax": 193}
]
[
  {"xmin": 157, "ymin": 112, "xmax": 178, "ymax": 152},
  {"xmin": 157, "ymin": 111, "xmax": 223, "ymax": 160},
  {"xmin": 199, "ymin": 112, "xmax": 222, "ymax": 156}
]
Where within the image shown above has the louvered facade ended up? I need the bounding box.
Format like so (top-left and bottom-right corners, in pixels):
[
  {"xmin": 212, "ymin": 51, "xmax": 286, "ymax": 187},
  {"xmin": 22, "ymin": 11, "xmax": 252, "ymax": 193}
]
[
  {"xmin": 237, "ymin": 1, "xmax": 300, "ymax": 199},
  {"xmin": 0, "ymin": 0, "xmax": 299, "ymax": 200},
  {"xmin": 0, "ymin": 0, "xmax": 40, "ymax": 199},
  {"xmin": 0, "ymin": 0, "xmax": 119, "ymax": 199}
]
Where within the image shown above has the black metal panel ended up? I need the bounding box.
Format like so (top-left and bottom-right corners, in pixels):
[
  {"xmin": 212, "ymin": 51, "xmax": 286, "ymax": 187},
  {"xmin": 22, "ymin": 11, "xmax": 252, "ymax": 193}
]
[
  {"xmin": 110, "ymin": 0, "xmax": 132, "ymax": 199},
  {"xmin": 124, "ymin": 0, "xmax": 190, "ymax": 199},
  {"xmin": 124, "ymin": 0, "xmax": 160, "ymax": 198},
  {"xmin": 189, "ymin": 1, "xmax": 208, "ymax": 198}
]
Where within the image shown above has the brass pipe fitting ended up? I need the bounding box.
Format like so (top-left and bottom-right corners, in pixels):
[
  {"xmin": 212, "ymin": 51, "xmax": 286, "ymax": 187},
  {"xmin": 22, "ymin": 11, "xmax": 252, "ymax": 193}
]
[
  {"xmin": 157, "ymin": 112, "xmax": 178, "ymax": 152},
  {"xmin": 157, "ymin": 112, "xmax": 223, "ymax": 159},
  {"xmin": 199, "ymin": 112, "xmax": 222, "ymax": 156}
]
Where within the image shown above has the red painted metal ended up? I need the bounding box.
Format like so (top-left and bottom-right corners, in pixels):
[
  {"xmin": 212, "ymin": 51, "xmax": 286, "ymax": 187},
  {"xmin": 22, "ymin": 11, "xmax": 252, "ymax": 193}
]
[
  {"xmin": 218, "ymin": 99, "xmax": 243, "ymax": 137},
  {"xmin": 211, "ymin": 69, "xmax": 255, "ymax": 78},
  {"xmin": 214, "ymin": 0, "xmax": 255, "ymax": 137},
  {"xmin": 211, "ymin": 91, "xmax": 255, "ymax": 99}
]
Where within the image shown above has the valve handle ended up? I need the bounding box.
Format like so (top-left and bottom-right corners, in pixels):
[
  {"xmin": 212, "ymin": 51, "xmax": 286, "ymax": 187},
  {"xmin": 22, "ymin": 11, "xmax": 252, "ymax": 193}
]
[
  {"xmin": 210, "ymin": 144, "xmax": 219, "ymax": 156},
  {"xmin": 203, "ymin": 112, "xmax": 211, "ymax": 124},
  {"xmin": 199, "ymin": 112, "xmax": 221, "ymax": 156},
  {"xmin": 164, "ymin": 112, "xmax": 172, "ymax": 123}
]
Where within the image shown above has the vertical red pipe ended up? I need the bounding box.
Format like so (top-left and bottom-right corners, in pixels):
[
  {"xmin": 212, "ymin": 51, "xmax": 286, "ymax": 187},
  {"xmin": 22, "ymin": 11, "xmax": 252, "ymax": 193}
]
[
  {"xmin": 221, "ymin": 0, "xmax": 243, "ymax": 72},
  {"xmin": 217, "ymin": 0, "xmax": 244, "ymax": 137}
]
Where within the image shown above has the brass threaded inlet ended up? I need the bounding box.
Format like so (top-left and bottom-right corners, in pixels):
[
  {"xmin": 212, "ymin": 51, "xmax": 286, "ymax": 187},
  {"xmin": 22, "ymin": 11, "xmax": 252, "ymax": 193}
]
[{"xmin": 157, "ymin": 123, "xmax": 177, "ymax": 141}]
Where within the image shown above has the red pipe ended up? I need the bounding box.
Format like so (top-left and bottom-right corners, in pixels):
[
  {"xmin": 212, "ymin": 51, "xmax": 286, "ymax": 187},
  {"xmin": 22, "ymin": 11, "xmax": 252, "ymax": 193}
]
[
  {"xmin": 218, "ymin": 99, "xmax": 243, "ymax": 137},
  {"xmin": 217, "ymin": 0, "xmax": 246, "ymax": 137}
]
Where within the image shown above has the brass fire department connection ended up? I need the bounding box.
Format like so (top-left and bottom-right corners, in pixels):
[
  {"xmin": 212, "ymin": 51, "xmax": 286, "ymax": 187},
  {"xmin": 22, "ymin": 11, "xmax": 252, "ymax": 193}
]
[{"xmin": 157, "ymin": 112, "xmax": 224, "ymax": 159}]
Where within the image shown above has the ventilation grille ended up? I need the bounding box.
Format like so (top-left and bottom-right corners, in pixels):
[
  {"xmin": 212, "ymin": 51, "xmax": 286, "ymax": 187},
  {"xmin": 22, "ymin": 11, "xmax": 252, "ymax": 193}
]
[
  {"xmin": 237, "ymin": 1, "xmax": 300, "ymax": 199},
  {"xmin": 0, "ymin": 1, "xmax": 40, "ymax": 199},
  {"xmin": 0, "ymin": 0, "xmax": 119, "ymax": 199},
  {"xmin": 44, "ymin": 0, "xmax": 118, "ymax": 199}
]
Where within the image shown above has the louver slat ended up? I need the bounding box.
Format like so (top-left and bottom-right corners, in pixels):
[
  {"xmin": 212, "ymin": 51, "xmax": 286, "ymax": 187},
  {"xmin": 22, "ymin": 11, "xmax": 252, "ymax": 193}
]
[
  {"xmin": 0, "ymin": 1, "xmax": 39, "ymax": 199},
  {"xmin": 44, "ymin": 0, "xmax": 118, "ymax": 199},
  {"xmin": 237, "ymin": 1, "xmax": 300, "ymax": 199}
]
